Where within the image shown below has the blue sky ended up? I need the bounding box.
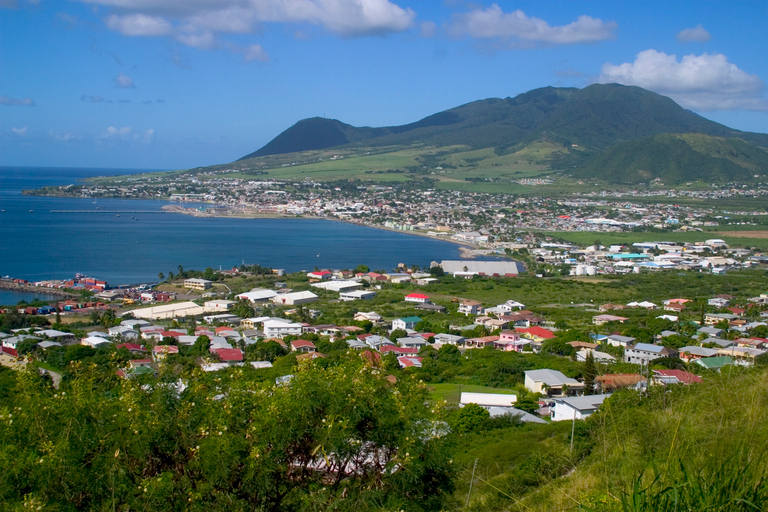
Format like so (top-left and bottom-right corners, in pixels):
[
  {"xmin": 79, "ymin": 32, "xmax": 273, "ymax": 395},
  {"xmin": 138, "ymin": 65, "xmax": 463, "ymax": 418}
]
[{"xmin": 1, "ymin": 0, "xmax": 767, "ymax": 170}]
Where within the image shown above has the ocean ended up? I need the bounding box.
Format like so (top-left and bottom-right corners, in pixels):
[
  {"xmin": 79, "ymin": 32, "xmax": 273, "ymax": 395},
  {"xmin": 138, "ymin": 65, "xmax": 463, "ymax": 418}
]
[{"xmin": 0, "ymin": 166, "xmax": 462, "ymax": 302}]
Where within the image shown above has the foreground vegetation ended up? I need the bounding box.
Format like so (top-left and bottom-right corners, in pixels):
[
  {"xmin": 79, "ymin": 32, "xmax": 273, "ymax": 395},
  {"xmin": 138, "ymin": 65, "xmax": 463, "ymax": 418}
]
[{"xmin": 4, "ymin": 353, "xmax": 768, "ymax": 510}]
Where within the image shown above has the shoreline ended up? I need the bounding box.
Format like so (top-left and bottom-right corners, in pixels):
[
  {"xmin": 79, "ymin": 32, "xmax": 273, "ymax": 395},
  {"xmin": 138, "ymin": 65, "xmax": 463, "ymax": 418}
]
[{"xmin": 161, "ymin": 204, "xmax": 487, "ymax": 254}]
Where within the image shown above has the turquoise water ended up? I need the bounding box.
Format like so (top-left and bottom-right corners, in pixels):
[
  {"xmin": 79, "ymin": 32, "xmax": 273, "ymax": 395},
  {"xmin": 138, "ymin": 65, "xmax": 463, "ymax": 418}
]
[{"xmin": 0, "ymin": 166, "xmax": 461, "ymax": 288}]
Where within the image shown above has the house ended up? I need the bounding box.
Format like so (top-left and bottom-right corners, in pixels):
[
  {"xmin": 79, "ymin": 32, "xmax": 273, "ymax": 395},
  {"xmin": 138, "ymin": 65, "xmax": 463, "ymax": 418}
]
[
  {"xmin": 392, "ymin": 316, "xmax": 421, "ymax": 331},
  {"xmin": 499, "ymin": 311, "xmax": 544, "ymax": 328},
  {"xmin": 152, "ymin": 345, "xmax": 179, "ymax": 361},
  {"xmin": 404, "ymin": 293, "xmax": 430, "ymax": 304},
  {"xmin": 312, "ymin": 280, "xmax": 362, "ymax": 293},
  {"xmin": 494, "ymin": 330, "xmax": 528, "ymax": 352},
  {"xmin": 363, "ymin": 335, "xmax": 393, "ymax": 350},
  {"xmin": 354, "ymin": 311, "xmax": 382, "ymax": 323},
  {"xmin": 306, "ymin": 270, "xmax": 332, "ymax": 280},
  {"xmin": 184, "ymin": 278, "xmax": 212, "ymax": 290},
  {"xmin": 464, "ymin": 335, "xmax": 499, "ymax": 349},
  {"xmin": 458, "ymin": 299, "xmax": 483, "ymax": 316},
  {"xmin": 624, "ymin": 343, "xmax": 677, "ymax": 365},
  {"xmin": 204, "ymin": 300, "xmax": 236, "ymax": 312},
  {"xmin": 708, "ymin": 297, "xmax": 730, "ymax": 308},
  {"xmin": 433, "ymin": 333, "xmax": 465, "ymax": 346},
  {"xmin": 380, "ymin": 345, "xmax": 419, "ymax": 356},
  {"xmin": 576, "ymin": 349, "xmax": 615, "ymax": 363},
  {"xmin": 236, "ymin": 289, "xmax": 279, "ymax": 303},
  {"xmin": 717, "ymin": 346, "xmax": 766, "ymax": 365},
  {"xmin": 262, "ymin": 318, "xmax": 303, "ymax": 338},
  {"xmin": 701, "ymin": 337, "xmax": 733, "ymax": 348},
  {"xmin": 474, "ymin": 316, "xmax": 509, "ymax": 330},
  {"xmin": 415, "ymin": 303, "xmax": 447, "ymax": 313},
  {"xmin": 695, "ymin": 356, "xmax": 733, "ymax": 370},
  {"xmin": 397, "ymin": 356, "xmax": 423, "ymax": 368},
  {"xmin": 697, "ymin": 326, "xmax": 726, "ymax": 337},
  {"xmin": 596, "ymin": 374, "xmax": 646, "ymax": 393},
  {"xmin": 272, "ymin": 291, "xmax": 318, "ymax": 306},
  {"xmin": 652, "ymin": 369, "xmax": 703, "ymax": 385},
  {"xmin": 516, "ymin": 326, "xmax": 555, "ymax": 342},
  {"xmin": 524, "ymin": 369, "xmax": 583, "ymax": 397},
  {"xmin": 214, "ymin": 348, "xmax": 244, "ymax": 365},
  {"xmin": 290, "ymin": 340, "xmax": 317, "ymax": 353},
  {"xmin": 551, "ymin": 394, "xmax": 610, "ymax": 421},
  {"xmin": 593, "ymin": 314, "xmax": 628, "ymax": 325},
  {"xmin": 340, "ymin": 290, "xmax": 377, "ymax": 301},
  {"xmin": 397, "ymin": 336, "xmax": 429, "ymax": 349},
  {"xmin": 704, "ymin": 313, "xmax": 740, "ymax": 326},
  {"xmin": 605, "ymin": 334, "xmax": 636, "ymax": 348},
  {"xmin": 677, "ymin": 346, "xmax": 720, "ymax": 362},
  {"xmin": 108, "ymin": 325, "xmax": 139, "ymax": 340}
]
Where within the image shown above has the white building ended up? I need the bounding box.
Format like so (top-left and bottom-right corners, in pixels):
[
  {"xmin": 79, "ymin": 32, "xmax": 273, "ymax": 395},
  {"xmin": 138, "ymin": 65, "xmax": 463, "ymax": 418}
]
[
  {"xmin": 184, "ymin": 278, "xmax": 212, "ymax": 290},
  {"xmin": 551, "ymin": 394, "xmax": 610, "ymax": 421},
  {"xmin": 272, "ymin": 291, "xmax": 318, "ymax": 306},
  {"xmin": 340, "ymin": 290, "xmax": 377, "ymax": 301},
  {"xmin": 236, "ymin": 289, "xmax": 278, "ymax": 303},
  {"xmin": 262, "ymin": 318, "xmax": 304, "ymax": 338}
]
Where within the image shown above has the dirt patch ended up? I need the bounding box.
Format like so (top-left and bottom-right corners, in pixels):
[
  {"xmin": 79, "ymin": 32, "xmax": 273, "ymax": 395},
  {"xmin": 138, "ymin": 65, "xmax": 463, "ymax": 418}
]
[{"xmin": 718, "ymin": 231, "xmax": 768, "ymax": 239}]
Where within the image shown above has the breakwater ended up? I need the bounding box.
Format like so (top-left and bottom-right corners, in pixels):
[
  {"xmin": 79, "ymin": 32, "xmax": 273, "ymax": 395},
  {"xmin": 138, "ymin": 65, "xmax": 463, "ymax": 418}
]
[{"xmin": 0, "ymin": 280, "xmax": 76, "ymax": 298}]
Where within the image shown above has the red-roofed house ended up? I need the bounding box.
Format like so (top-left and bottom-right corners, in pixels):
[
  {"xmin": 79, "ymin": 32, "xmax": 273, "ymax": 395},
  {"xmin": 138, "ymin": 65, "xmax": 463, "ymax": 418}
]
[
  {"xmin": 152, "ymin": 345, "xmax": 179, "ymax": 361},
  {"xmin": 215, "ymin": 348, "xmax": 244, "ymax": 364},
  {"xmin": 290, "ymin": 340, "xmax": 316, "ymax": 353},
  {"xmin": 307, "ymin": 271, "xmax": 332, "ymax": 280},
  {"xmin": 516, "ymin": 327, "xmax": 555, "ymax": 341},
  {"xmin": 117, "ymin": 343, "xmax": 147, "ymax": 353},
  {"xmin": 397, "ymin": 356, "xmax": 423, "ymax": 368},
  {"xmin": 405, "ymin": 293, "xmax": 430, "ymax": 304},
  {"xmin": 380, "ymin": 345, "xmax": 418, "ymax": 356},
  {"xmin": 653, "ymin": 369, "xmax": 703, "ymax": 385}
]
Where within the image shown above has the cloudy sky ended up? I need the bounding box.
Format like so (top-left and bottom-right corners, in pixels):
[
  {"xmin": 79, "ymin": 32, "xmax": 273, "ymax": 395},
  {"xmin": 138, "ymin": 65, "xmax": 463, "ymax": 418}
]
[{"xmin": 1, "ymin": 0, "xmax": 766, "ymax": 169}]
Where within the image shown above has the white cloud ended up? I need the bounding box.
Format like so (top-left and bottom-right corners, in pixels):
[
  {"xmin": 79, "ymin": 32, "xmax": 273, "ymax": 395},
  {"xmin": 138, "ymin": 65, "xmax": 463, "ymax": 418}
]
[
  {"xmin": 104, "ymin": 126, "xmax": 133, "ymax": 138},
  {"xmin": 448, "ymin": 4, "xmax": 617, "ymax": 46},
  {"xmin": 114, "ymin": 73, "xmax": 136, "ymax": 88},
  {"xmin": 11, "ymin": 126, "xmax": 27, "ymax": 136},
  {"xmin": 677, "ymin": 25, "xmax": 710, "ymax": 43},
  {"xmin": 0, "ymin": 95, "xmax": 36, "ymax": 106},
  {"xmin": 244, "ymin": 43, "xmax": 269, "ymax": 62},
  {"xmin": 105, "ymin": 13, "xmax": 173, "ymax": 36},
  {"xmin": 599, "ymin": 49, "xmax": 767, "ymax": 111},
  {"xmin": 81, "ymin": 0, "xmax": 415, "ymax": 47}
]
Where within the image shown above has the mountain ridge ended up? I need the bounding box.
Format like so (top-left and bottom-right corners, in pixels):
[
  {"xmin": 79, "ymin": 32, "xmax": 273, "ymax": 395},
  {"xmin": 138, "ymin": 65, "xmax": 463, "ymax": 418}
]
[{"xmin": 236, "ymin": 84, "xmax": 768, "ymax": 185}]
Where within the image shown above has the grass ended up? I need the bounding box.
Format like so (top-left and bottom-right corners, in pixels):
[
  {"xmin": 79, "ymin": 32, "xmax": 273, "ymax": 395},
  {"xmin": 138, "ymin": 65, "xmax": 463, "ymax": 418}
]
[{"xmin": 428, "ymin": 382, "xmax": 518, "ymax": 405}]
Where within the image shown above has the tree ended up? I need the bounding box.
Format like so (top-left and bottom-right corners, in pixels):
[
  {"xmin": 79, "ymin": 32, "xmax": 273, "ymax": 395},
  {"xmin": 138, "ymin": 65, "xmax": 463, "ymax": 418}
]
[
  {"xmin": 158, "ymin": 272, "xmax": 165, "ymax": 281},
  {"xmin": 193, "ymin": 335, "xmax": 211, "ymax": 356},
  {"xmin": 541, "ymin": 338, "xmax": 576, "ymax": 357},
  {"xmin": 450, "ymin": 403, "xmax": 490, "ymax": 433},
  {"xmin": 390, "ymin": 329, "xmax": 407, "ymax": 341},
  {"xmin": 429, "ymin": 266, "xmax": 445, "ymax": 277},
  {"xmin": 583, "ymin": 351, "xmax": 597, "ymax": 395}
]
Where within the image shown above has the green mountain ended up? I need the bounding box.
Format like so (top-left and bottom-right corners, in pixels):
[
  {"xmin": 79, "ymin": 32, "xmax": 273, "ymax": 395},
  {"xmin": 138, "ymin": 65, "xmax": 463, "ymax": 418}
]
[
  {"xmin": 236, "ymin": 83, "xmax": 768, "ymax": 185},
  {"xmin": 573, "ymin": 133, "xmax": 768, "ymax": 184}
]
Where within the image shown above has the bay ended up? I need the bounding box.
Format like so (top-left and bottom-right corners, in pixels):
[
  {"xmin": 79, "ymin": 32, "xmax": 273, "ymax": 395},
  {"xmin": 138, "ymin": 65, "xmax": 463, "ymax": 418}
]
[{"xmin": 0, "ymin": 166, "xmax": 462, "ymax": 288}]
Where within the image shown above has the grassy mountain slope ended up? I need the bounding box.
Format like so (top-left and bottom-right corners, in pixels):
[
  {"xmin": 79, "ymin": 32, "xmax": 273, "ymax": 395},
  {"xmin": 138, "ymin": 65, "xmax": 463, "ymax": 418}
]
[{"xmin": 573, "ymin": 133, "xmax": 768, "ymax": 184}]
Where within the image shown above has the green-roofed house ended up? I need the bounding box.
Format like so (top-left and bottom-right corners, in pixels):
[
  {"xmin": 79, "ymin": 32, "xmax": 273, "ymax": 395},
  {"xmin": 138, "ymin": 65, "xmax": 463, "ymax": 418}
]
[
  {"xmin": 695, "ymin": 356, "xmax": 733, "ymax": 371},
  {"xmin": 392, "ymin": 316, "xmax": 422, "ymax": 331}
]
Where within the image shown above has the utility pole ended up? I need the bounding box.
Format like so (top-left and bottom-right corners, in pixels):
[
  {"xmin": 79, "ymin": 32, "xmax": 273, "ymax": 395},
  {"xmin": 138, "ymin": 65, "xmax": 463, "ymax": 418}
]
[{"xmin": 466, "ymin": 458, "xmax": 478, "ymax": 508}]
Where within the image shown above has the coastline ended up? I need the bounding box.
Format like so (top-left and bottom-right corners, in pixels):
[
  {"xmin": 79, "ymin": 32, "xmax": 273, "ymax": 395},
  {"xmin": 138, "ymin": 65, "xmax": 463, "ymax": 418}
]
[{"xmin": 160, "ymin": 204, "xmax": 484, "ymax": 253}]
